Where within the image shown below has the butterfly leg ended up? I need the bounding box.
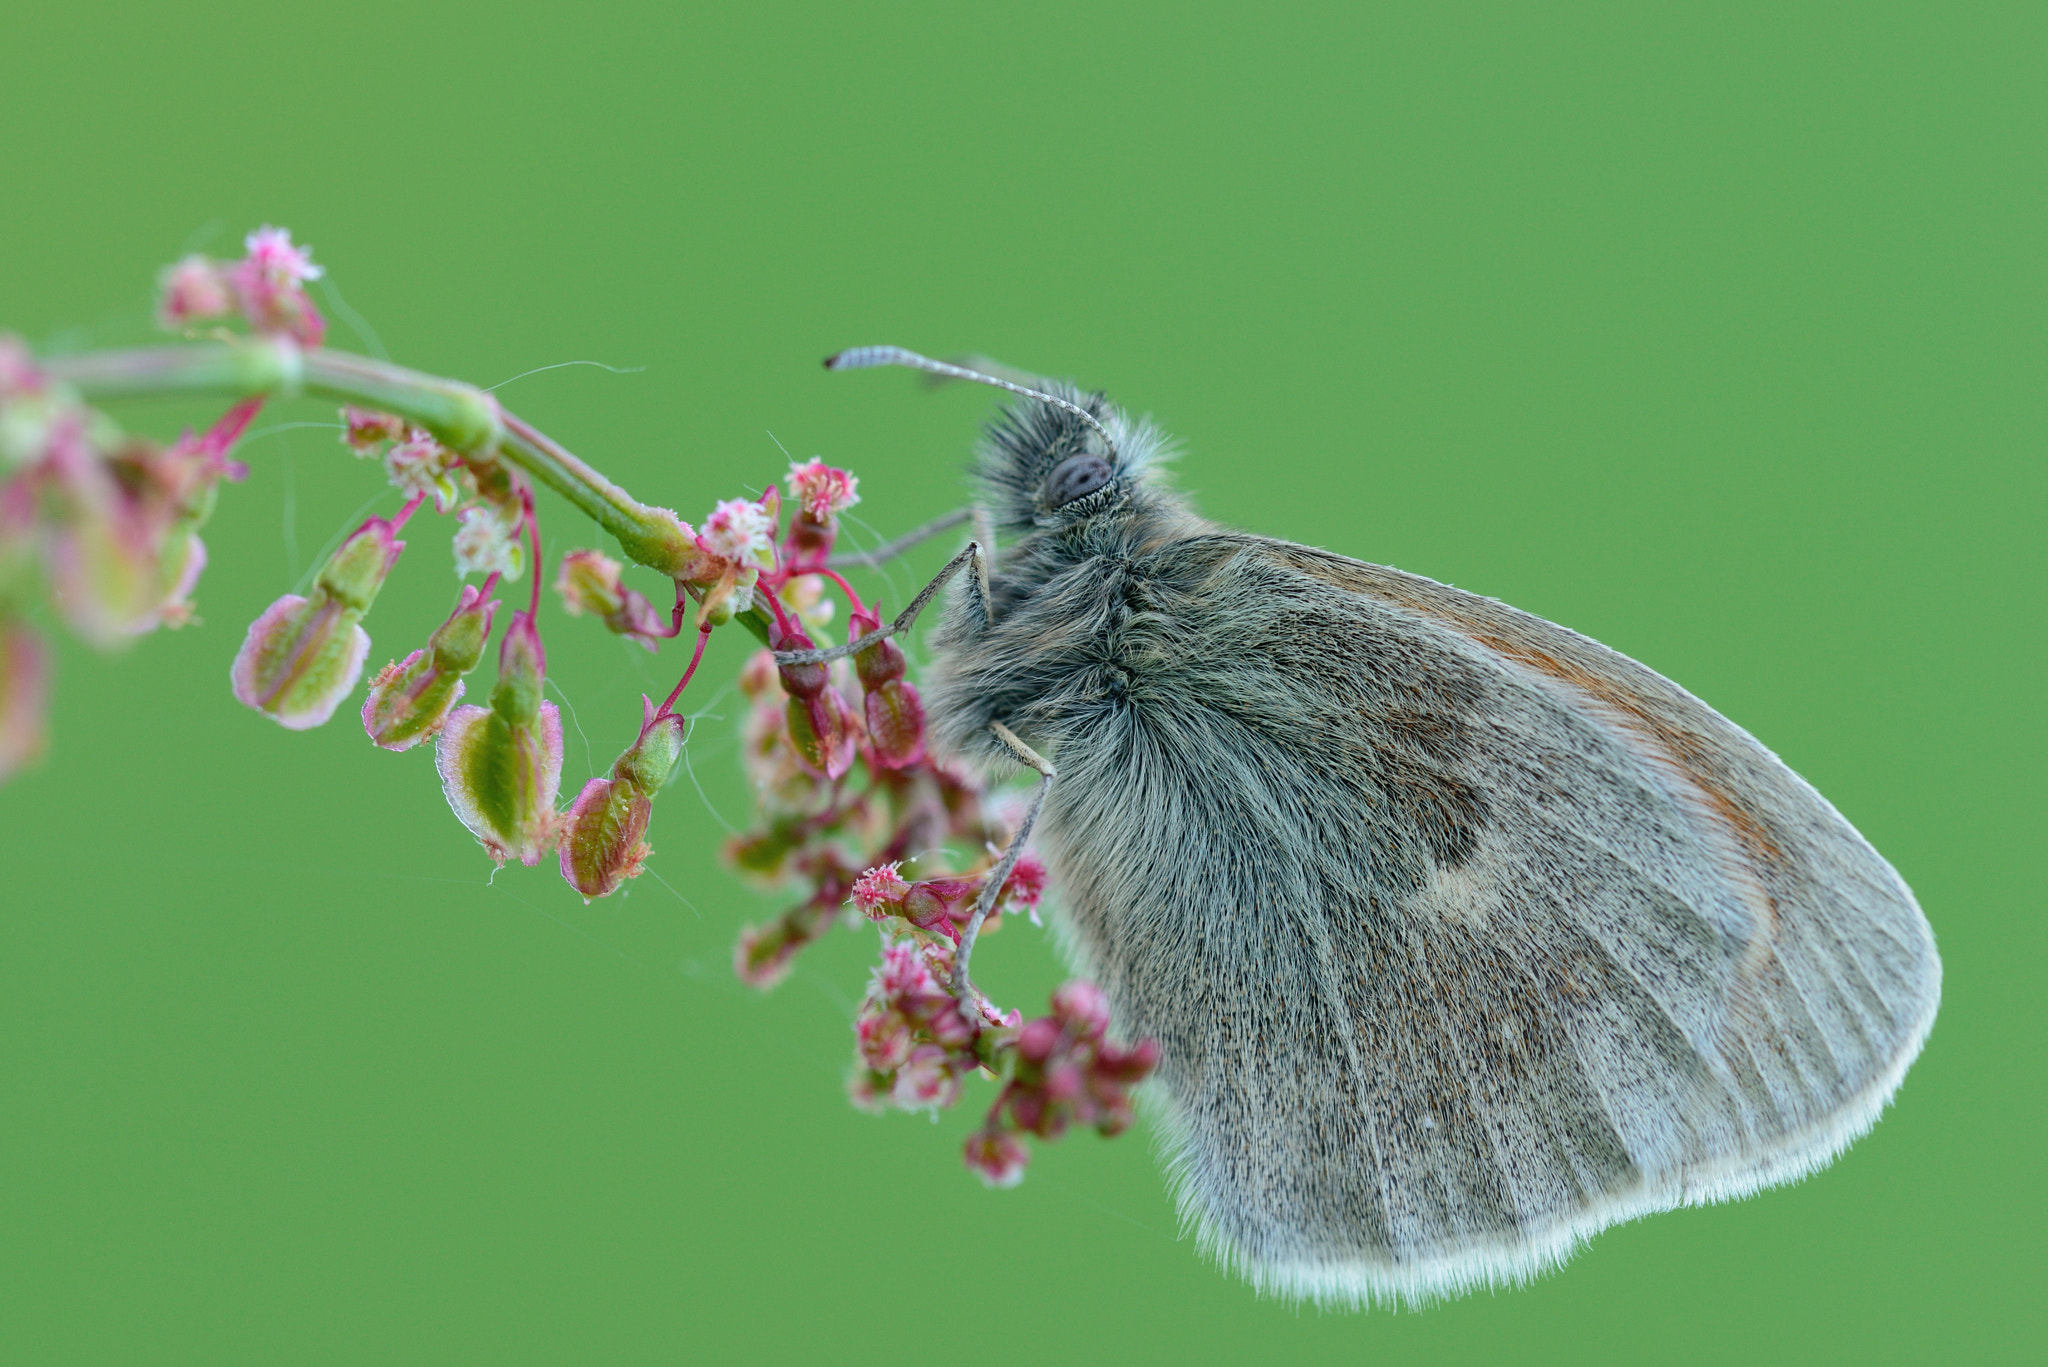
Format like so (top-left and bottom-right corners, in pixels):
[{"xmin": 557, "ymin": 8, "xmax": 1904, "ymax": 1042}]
[
  {"xmin": 771, "ymin": 540, "xmax": 991, "ymax": 667},
  {"xmin": 951, "ymin": 720, "xmax": 1056, "ymax": 1002}
]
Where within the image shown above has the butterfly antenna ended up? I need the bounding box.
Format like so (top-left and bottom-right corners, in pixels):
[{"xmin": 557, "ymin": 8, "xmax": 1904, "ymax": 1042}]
[{"xmin": 824, "ymin": 345, "xmax": 1118, "ymax": 460}]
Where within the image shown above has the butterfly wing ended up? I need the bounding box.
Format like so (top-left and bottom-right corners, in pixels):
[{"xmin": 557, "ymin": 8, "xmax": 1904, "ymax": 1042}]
[{"xmin": 997, "ymin": 532, "xmax": 1938, "ymax": 1306}]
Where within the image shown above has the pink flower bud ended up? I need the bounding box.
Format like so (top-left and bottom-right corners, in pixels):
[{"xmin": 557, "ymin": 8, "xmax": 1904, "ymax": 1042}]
[
  {"xmin": 874, "ymin": 939, "xmax": 938, "ymax": 999},
  {"xmin": 737, "ymin": 649, "xmax": 782, "ymax": 702},
  {"xmin": 893, "ymin": 1045, "xmax": 963, "ymax": 1111},
  {"xmin": 553, "ymin": 549, "xmax": 666, "ymax": 651},
  {"xmin": 0, "ymin": 617, "xmax": 50, "ymax": 781},
  {"xmin": 156, "ymin": 255, "xmax": 232, "ymax": 330},
  {"xmin": 229, "ymin": 226, "xmax": 326, "ymax": 345},
  {"xmin": 1050, "ymin": 980, "xmax": 1111, "ymax": 1040},
  {"xmin": 963, "ymin": 1128, "xmax": 1030, "ymax": 1188},
  {"xmin": 558, "ymin": 703, "xmax": 687, "ymax": 898},
  {"xmin": 771, "ymin": 621, "xmax": 856, "ymax": 780},
  {"xmin": 850, "ymin": 608, "xmax": 926, "ymax": 769},
  {"xmin": 434, "ymin": 612, "xmax": 563, "ymax": 865},
  {"xmin": 362, "ymin": 584, "xmax": 498, "ymax": 750},
  {"xmin": 1016, "ymin": 1016, "xmax": 1062, "ymax": 1065},
  {"xmin": 855, "ymin": 1005, "xmax": 914, "ymax": 1072},
  {"xmin": 231, "ymin": 517, "xmax": 402, "ymax": 729}
]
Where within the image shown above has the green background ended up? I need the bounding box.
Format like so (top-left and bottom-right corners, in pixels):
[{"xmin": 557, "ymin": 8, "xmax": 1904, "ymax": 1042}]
[{"xmin": 2, "ymin": 3, "xmax": 2039, "ymax": 1362}]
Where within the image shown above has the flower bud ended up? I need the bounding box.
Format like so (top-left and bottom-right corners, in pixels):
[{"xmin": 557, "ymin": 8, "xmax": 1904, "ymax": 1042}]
[
  {"xmin": 963, "ymin": 1128, "xmax": 1030, "ymax": 1189},
  {"xmin": 554, "ymin": 549, "xmax": 667, "ymax": 650},
  {"xmin": 231, "ymin": 517, "xmax": 402, "ymax": 729},
  {"xmin": 558, "ymin": 701, "xmax": 688, "ymax": 898},
  {"xmin": 0, "ymin": 617, "xmax": 50, "ymax": 781},
  {"xmin": 362, "ymin": 584, "xmax": 498, "ymax": 750},
  {"xmin": 156, "ymin": 255, "xmax": 232, "ymax": 330},
  {"xmin": 434, "ymin": 611, "xmax": 564, "ymax": 865},
  {"xmin": 850, "ymin": 607, "xmax": 925, "ymax": 768},
  {"xmin": 771, "ymin": 620, "xmax": 856, "ymax": 780},
  {"xmin": 1050, "ymin": 980, "xmax": 1111, "ymax": 1040}
]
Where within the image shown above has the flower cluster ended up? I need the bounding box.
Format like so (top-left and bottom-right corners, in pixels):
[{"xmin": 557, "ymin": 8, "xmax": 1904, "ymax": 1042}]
[
  {"xmin": 0, "ymin": 336, "xmax": 258, "ymax": 778},
  {"xmin": 157, "ymin": 225, "xmax": 327, "ymax": 345},
  {"xmin": 5, "ymin": 234, "xmax": 1160, "ymax": 1194}
]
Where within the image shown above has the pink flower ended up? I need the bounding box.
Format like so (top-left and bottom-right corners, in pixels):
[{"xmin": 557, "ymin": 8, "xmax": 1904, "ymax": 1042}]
[
  {"xmin": 786, "ymin": 459, "xmax": 859, "ymax": 522},
  {"xmin": 1050, "ymin": 980, "xmax": 1110, "ymax": 1039},
  {"xmin": 963, "ymin": 1128, "xmax": 1030, "ymax": 1188},
  {"xmin": 855, "ymin": 1004, "xmax": 914, "ymax": 1072},
  {"xmin": 155, "ymin": 255, "xmax": 232, "ymax": 330},
  {"xmin": 228, "ymin": 225, "xmax": 326, "ymax": 346},
  {"xmin": 697, "ymin": 497, "xmax": 777, "ymax": 569},
  {"xmin": 851, "ymin": 862, "xmax": 912, "ymax": 918},
  {"xmin": 893, "ymin": 1045, "xmax": 963, "ymax": 1111},
  {"xmin": 873, "ymin": 938, "xmax": 939, "ymax": 999}
]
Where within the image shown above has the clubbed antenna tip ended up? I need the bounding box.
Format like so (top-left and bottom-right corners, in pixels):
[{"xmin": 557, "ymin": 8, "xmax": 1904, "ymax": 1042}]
[{"xmin": 821, "ymin": 345, "xmax": 1117, "ymax": 459}]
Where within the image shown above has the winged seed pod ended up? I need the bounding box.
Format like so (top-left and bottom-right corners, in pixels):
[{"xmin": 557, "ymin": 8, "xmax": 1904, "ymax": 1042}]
[
  {"xmin": 362, "ymin": 584, "xmax": 499, "ymax": 750},
  {"xmin": 231, "ymin": 516, "xmax": 403, "ymax": 730},
  {"xmin": 558, "ymin": 699, "xmax": 687, "ymax": 898},
  {"xmin": 434, "ymin": 610, "xmax": 563, "ymax": 866}
]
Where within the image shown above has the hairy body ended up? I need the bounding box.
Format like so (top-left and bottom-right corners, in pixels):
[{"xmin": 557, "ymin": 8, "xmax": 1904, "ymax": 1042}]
[{"xmin": 920, "ymin": 392, "xmax": 1940, "ymax": 1306}]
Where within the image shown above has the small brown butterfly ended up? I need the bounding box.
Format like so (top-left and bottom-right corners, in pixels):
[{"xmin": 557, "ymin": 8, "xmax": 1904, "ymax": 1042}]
[{"xmin": 791, "ymin": 347, "xmax": 1940, "ymax": 1307}]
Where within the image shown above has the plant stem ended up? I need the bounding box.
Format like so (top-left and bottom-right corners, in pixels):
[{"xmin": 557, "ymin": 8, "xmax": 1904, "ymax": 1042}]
[{"xmin": 42, "ymin": 338, "xmax": 702, "ymax": 580}]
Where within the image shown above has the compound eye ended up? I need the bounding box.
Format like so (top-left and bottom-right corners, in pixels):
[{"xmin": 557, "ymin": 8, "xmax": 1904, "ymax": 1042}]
[{"xmin": 1045, "ymin": 454, "xmax": 1113, "ymax": 509}]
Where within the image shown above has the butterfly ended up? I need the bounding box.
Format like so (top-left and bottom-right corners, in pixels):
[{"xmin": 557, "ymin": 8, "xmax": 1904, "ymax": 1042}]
[{"xmin": 793, "ymin": 347, "xmax": 1941, "ymax": 1307}]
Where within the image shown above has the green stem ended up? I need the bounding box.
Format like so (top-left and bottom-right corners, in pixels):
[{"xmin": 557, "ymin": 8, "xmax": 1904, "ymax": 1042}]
[{"xmin": 43, "ymin": 337, "xmax": 703, "ymax": 581}]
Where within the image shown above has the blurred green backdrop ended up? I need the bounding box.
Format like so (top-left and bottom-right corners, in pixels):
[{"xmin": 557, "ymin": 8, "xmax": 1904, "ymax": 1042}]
[{"xmin": 1, "ymin": 3, "xmax": 2039, "ymax": 1363}]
